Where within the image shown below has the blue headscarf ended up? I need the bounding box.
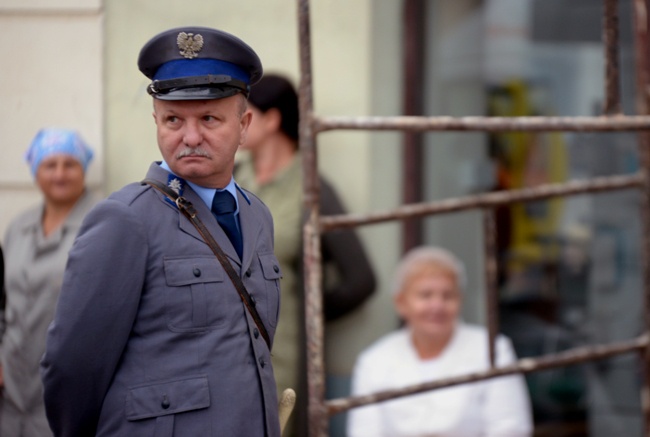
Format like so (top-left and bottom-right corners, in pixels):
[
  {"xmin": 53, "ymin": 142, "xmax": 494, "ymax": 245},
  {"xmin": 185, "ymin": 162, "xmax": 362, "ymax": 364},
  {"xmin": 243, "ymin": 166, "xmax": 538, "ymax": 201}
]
[{"xmin": 25, "ymin": 128, "xmax": 94, "ymax": 176}]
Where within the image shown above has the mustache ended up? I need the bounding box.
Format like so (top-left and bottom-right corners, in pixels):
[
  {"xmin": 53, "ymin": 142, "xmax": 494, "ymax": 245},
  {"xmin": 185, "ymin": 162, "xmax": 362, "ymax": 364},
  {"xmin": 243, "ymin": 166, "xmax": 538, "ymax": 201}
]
[{"xmin": 176, "ymin": 147, "xmax": 211, "ymax": 159}]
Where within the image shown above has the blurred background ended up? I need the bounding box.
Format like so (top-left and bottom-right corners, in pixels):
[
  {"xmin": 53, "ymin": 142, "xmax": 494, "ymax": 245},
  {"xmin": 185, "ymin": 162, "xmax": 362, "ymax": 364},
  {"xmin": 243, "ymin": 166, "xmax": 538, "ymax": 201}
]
[{"xmin": 0, "ymin": 0, "xmax": 646, "ymax": 435}]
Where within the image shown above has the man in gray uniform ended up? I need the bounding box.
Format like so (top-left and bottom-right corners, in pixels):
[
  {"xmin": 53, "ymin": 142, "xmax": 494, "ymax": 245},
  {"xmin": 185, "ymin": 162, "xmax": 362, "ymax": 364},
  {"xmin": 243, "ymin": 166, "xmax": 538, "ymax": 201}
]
[{"xmin": 41, "ymin": 26, "xmax": 282, "ymax": 437}]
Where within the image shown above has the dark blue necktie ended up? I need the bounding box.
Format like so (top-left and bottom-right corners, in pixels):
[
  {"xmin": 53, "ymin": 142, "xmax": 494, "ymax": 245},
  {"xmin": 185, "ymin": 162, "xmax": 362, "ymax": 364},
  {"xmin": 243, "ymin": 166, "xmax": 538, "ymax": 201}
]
[{"xmin": 211, "ymin": 190, "xmax": 243, "ymax": 259}]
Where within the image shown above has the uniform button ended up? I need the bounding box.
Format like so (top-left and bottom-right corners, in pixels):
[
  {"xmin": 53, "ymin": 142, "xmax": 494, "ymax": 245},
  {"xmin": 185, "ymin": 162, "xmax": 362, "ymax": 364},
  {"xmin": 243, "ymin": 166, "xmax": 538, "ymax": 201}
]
[
  {"xmin": 259, "ymin": 357, "xmax": 266, "ymax": 368},
  {"xmin": 193, "ymin": 268, "xmax": 201, "ymax": 277},
  {"xmin": 273, "ymin": 265, "xmax": 279, "ymax": 273},
  {"xmin": 251, "ymin": 295, "xmax": 257, "ymax": 306},
  {"xmin": 245, "ymin": 268, "xmax": 252, "ymax": 277},
  {"xmin": 161, "ymin": 395, "xmax": 170, "ymax": 409},
  {"xmin": 254, "ymin": 328, "xmax": 260, "ymax": 338}
]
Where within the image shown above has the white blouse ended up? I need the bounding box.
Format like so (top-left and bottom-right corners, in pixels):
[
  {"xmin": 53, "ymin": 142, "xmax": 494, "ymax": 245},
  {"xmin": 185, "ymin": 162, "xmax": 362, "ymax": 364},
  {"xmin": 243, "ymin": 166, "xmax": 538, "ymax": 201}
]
[{"xmin": 347, "ymin": 323, "xmax": 533, "ymax": 437}]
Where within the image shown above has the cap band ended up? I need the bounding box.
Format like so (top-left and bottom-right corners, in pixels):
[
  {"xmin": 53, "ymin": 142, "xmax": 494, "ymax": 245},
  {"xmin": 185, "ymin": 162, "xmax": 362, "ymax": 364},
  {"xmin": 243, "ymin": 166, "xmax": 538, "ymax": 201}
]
[{"xmin": 153, "ymin": 58, "xmax": 250, "ymax": 83}]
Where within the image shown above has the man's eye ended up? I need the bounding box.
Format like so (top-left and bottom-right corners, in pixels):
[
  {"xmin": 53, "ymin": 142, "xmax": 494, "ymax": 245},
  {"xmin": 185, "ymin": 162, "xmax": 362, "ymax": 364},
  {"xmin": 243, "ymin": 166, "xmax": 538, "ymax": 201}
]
[
  {"xmin": 166, "ymin": 116, "xmax": 179, "ymax": 123},
  {"xmin": 203, "ymin": 115, "xmax": 216, "ymax": 122}
]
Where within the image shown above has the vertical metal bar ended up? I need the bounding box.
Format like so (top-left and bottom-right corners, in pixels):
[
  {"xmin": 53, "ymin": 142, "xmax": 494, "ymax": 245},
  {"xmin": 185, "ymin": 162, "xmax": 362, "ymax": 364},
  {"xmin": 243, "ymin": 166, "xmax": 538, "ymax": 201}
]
[
  {"xmin": 632, "ymin": 0, "xmax": 650, "ymax": 434},
  {"xmin": 633, "ymin": 0, "xmax": 650, "ymax": 113},
  {"xmin": 402, "ymin": 0, "xmax": 426, "ymax": 253},
  {"xmin": 483, "ymin": 208, "xmax": 499, "ymax": 367},
  {"xmin": 296, "ymin": 0, "xmax": 327, "ymax": 436},
  {"xmin": 604, "ymin": 0, "xmax": 622, "ymax": 115}
]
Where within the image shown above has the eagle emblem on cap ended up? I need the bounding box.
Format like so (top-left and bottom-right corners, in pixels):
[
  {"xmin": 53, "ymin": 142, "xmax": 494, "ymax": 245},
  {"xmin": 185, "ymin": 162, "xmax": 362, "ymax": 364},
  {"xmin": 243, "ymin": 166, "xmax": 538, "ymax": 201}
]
[{"xmin": 177, "ymin": 32, "xmax": 204, "ymax": 59}]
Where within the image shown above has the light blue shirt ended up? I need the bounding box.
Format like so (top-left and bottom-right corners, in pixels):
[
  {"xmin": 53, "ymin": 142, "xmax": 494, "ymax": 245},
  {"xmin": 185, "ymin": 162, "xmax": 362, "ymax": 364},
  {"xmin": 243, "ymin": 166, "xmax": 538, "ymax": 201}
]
[{"xmin": 159, "ymin": 161, "xmax": 241, "ymax": 229}]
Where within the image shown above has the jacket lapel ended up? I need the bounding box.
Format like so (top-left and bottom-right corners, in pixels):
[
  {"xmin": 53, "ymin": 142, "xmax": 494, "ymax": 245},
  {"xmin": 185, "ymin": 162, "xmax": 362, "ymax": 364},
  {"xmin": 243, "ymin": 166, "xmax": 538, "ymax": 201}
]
[
  {"xmin": 144, "ymin": 163, "xmax": 242, "ymax": 266},
  {"xmin": 237, "ymin": 189, "xmax": 262, "ymax": 274}
]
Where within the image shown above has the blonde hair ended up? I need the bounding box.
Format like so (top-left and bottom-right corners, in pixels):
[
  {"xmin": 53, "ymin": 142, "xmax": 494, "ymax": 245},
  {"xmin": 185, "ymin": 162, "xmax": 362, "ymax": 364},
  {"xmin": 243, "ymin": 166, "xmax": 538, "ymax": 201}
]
[{"xmin": 392, "ymin": 246, "xmax": 467, "ymax": 296}]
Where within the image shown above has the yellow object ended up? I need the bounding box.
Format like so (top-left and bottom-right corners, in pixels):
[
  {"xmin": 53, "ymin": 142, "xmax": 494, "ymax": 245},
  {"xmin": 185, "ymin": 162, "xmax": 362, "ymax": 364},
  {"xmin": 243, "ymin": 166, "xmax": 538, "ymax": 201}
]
[
  {"xmin": 489, "ymin": 80, "xmax": 568, "ymax": 273},
  {"xmin": 278, "ymin": 388, "xmax": 297, "ymax": 435}
]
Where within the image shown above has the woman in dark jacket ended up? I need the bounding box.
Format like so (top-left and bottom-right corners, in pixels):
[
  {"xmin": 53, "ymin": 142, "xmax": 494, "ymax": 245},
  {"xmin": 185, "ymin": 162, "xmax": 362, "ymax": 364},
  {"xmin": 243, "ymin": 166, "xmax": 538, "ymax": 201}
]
[{"xmin": 236, "ymin": 74, "xmax": 377, "ymax": 436}]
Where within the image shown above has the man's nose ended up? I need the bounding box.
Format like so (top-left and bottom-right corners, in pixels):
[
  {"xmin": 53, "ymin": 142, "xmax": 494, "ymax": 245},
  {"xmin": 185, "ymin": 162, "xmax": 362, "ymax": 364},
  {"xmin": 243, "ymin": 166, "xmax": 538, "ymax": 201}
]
[{"xmin": 183, "ymin": 120, "xmax": 203, "ymax": 147}]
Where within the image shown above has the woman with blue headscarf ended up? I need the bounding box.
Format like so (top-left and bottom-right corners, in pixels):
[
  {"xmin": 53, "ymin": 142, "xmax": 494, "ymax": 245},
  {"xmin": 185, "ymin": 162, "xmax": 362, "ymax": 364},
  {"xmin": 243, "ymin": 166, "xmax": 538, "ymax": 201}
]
[{"xmin": 0, "ymin": 128, "xmax": 98, "ymax": 437}]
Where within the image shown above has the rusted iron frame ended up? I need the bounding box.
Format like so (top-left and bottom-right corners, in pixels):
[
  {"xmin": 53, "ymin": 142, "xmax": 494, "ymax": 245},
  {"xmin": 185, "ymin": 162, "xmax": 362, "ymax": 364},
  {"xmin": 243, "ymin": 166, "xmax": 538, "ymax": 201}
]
[
  {"xmin": 297, "ymin": 0, "xmax": 327, "ymax": 436},
  {"xmin": 604, "ymin": 0, "xmax": 622, "ymax": 115},
  {"xmin": 296, "ymin": 0, "xmax": 650, "ymax": 434},
  {"xmin": 320, "ymin": 173, "xmax": 643, "ymax": 231},
  {"xmin": 402, "ymin": 0, "xmax": 426, "ymax": 253},
  {"xmin": 313, "ymin": 114, "xmax": 650, "ymax": 132},
  {"xmin": 327, "ymin": 334, "xmax": 650, "ymax": 416},
  {"xmin": 483, "ymin": 209, "xmax": 499, "ymax": 368},
  {"xmin": 632, "ymin": 0, "xmax": 650, "ymax": 434}
]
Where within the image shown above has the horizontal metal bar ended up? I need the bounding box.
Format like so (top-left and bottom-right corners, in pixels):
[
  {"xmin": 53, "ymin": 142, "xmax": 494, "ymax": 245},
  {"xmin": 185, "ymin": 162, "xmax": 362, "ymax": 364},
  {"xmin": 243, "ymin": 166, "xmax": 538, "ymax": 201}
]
[
  {"xmin": 313, "ymin": 115, "xmax": 650, "ymax": 133},
  {"xmin": 320, "ymin": 172, "xmax": 644, "ymax": 231},
  {"xmin": 327, "ymin": 334, "xmax": 650, "ymax": 416}
]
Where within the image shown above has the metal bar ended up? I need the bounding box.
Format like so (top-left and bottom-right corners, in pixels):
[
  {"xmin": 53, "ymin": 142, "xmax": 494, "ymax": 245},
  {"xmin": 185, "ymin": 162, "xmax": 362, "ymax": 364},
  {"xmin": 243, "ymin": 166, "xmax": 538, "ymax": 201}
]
[
  {"xmin": 402, "ymin": 0, "xmax": 427, "ymax": 253},
  {"xmin": 320, "ymin": 173, "xmax": 644, "ymax": 231},
  {"xmin": 604, "ymin": 0, "xmax": 622, "ymax": 115},
  {"xmin": 483, "ymin": 209, "xmax": 499, "ymax": 368},
  {"xmin": 297, "ymin": 0, "xmax": 327, "ymax": 436},
  {"xmin": 632, "ymin": 0, "xmax": 650, "ymax": 434},
  {"xmin": 296, "ymin": 1, "xmax": 650, "ymax": 434},
  {"xmin": 633, "ymin": 0, "xmax": 650, "ymax": 113},
  {"xmin": 313, "ymin": 114, "xmax": 650, "ymax": 133},
  {"xmin": 327, "ymin": 334, "xmax": 650, "ymax": 416}
]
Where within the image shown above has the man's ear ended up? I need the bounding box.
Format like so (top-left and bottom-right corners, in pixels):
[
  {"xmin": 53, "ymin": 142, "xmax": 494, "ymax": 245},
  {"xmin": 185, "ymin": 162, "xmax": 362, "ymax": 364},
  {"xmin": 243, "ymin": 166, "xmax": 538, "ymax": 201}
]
[{"xmin": 239, "ymin": 109, "xmax": 253, "ymax": 143}]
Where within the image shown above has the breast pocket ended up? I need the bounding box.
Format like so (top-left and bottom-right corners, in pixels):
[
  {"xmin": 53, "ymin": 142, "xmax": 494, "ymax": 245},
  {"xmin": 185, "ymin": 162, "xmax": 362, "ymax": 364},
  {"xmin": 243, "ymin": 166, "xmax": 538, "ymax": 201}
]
[
  {"xmin": 164, "ymin": 256, "xmax": 226, "ymax": 332},
  {"xmin": 258, "ymin": 253, "xmax": 282, "ymax": 328}
]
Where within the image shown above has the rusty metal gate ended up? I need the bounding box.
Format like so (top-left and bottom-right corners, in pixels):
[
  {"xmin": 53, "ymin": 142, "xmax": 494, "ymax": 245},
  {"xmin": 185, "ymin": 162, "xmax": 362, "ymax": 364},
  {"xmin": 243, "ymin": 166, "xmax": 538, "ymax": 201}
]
[{"xmin": 296, "ymin": 0, "xmax": 650, "ymax": 435}]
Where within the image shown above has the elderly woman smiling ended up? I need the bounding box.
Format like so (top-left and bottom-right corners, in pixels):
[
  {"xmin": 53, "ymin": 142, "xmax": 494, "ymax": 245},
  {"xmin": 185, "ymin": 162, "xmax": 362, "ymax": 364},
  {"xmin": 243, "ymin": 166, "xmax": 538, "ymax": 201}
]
[
  {"xmin": 347, "ymin": 246, "xmax": 533, "ymax": 437},
  {"xmin": 1, "ymin": 128, "xmax": 97, "ymax": 437}
]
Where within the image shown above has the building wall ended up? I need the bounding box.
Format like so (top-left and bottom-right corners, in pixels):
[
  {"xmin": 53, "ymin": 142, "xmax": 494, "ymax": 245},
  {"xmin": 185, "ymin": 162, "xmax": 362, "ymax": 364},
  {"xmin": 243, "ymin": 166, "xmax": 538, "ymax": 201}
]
[{"xmin": 0, "ymin": 0, "xmax": 104, "ymax": 238}]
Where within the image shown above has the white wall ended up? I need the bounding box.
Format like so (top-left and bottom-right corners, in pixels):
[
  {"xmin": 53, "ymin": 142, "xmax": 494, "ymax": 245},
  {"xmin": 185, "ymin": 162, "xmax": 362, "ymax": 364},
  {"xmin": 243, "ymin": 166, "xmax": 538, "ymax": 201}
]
[{"xmin": 0, "ymin": 0, "xmax": 104, "ymax": 239}]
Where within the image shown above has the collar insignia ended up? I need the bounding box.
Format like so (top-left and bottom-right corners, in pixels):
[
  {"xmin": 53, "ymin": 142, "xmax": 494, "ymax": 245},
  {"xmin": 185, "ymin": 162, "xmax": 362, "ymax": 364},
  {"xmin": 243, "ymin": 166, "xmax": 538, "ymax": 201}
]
[
  {"xmin": 166, "ymin": 175, "xmax": 185, "ymax": 196},
  {"xmin": 177, "ymin": 32, "xmax": 204, "ymax": 59}
]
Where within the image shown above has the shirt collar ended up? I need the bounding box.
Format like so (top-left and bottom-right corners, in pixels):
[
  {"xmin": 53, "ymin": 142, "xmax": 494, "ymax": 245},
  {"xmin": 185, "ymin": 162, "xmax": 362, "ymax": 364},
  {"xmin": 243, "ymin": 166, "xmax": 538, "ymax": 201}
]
[{"xmin": 159, "ymin": 160, "xmax": 240, "ymax": 212}]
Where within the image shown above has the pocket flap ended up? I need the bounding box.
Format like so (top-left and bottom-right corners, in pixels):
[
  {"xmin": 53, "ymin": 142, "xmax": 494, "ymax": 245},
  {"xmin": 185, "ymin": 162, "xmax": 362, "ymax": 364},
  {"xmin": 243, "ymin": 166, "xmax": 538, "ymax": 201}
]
[
  {"xmin": 126, "ymin": 375, "xmax": 210, "ymax": 420},
  {"xmin": 259, "ymin": 253, "xmax": 282, "ymax": 280},
  {"xmin": 164, "ymin": 257, "xmax": 223, "ymax": 286}
]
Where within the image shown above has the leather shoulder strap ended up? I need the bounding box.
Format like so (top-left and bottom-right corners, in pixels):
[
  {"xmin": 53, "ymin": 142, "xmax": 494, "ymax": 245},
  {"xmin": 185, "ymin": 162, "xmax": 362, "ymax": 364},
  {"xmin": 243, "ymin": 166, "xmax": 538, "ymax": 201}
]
[{"xmin": 141, "ymin": 178, "xmax": 272, "ymax": 349}]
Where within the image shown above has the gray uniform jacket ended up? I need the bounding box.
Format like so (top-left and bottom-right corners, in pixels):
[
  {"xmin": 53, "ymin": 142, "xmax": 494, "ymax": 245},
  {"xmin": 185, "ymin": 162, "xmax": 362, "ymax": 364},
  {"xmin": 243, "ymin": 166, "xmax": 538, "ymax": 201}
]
[{"xmin": 41, "ymin": 163, "xmax": 282, "ymax": 437}]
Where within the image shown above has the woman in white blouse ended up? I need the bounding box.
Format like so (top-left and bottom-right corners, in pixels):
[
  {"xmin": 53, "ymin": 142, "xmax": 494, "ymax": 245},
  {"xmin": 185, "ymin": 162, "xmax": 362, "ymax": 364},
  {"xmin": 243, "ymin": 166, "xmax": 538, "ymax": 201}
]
[{"xmin": 347, "ymin": 246, "xmax": 533, "ymax": 437}]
